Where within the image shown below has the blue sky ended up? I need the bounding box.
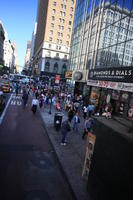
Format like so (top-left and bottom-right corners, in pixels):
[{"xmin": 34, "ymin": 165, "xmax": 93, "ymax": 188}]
[{"xmin": 0, "ymin": 0, "xmax": 38, "ymax": 67}]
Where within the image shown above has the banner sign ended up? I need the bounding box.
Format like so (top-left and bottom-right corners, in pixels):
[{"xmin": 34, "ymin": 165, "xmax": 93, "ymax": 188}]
[
  {"xmin": 82, "ymin": 132, "xmax": 96, "ymax": 180},
  {"xmin": 87, "ymin": 79, "xmax": 133, "ymax": 92},
  {"xmin": 55, "ymin": 74, "xmax": 60, "ymax": 84},
  {"xmin": 88, "ymin": 67, "xmax": 133, "ymax": 83}
]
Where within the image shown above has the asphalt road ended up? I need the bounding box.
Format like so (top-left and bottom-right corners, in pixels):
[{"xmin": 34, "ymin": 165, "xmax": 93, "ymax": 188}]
[{"xmin": 0, "ymin": 93, "xmax": 74, "ymax": 200}]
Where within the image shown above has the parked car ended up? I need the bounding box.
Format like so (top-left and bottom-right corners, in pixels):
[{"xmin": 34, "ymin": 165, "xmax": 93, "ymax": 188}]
[
  {"xmin": 0, "ymin": 92, "xmax": 6, "ymax": 113},
  {"xmin": 0, "ymin": 83, "xmax": 10, "ymax": 93}
]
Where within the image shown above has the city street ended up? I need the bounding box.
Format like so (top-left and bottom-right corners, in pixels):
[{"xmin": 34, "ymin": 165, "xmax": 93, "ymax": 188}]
[{"xmin": 0, "ymin": 93, "xmax": 74, "ymax": 200}]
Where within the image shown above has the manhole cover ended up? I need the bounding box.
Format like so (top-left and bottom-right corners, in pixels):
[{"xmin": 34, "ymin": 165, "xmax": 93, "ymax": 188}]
[
  {"xmin": 24, "ymin": 190, "xmax": 50, "ymax": 200},
  {"xmin": 31, "ymin": 152, "xmax": 52, "ymax": 169}
]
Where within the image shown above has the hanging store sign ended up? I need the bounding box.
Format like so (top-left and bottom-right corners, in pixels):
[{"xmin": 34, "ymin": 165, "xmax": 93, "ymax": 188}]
[
  {"xmin": 88, "ymin": 67, "xmax": 133, "ymax": 83},
  {"xmin": 65, "ymin": 71, "xmax": 72, "ymax": 79}
]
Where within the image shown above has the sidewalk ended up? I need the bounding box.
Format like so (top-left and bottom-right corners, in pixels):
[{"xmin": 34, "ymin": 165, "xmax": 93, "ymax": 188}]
[
  {"xmin": 40, "ymin": 105, "xmax": 91, "ymax": 200},
  {"xmin": 39, "ymin": 104, "xmax": 133, "ymax": 200}
]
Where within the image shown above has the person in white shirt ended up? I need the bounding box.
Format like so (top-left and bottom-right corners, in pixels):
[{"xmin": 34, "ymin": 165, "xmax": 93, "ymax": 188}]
[
  {"xmin": 83, "ymin": 105, "xmax": 88, "ymax": 119},
  {"xmin": 31, "ymin": 97, "xmax": 39, "ymax": 114}
]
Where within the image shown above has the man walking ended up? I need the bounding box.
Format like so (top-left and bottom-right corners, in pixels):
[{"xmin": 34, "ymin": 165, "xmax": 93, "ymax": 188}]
[{"xmin": 61, "ymin": 118, "xmax": 71, "ymax": 146}]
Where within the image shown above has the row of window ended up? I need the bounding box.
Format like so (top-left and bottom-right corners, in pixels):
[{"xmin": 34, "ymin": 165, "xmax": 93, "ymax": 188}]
[
  {"xmin": 50, "ymin": 29, "xmax": 70, "ymax": 39},
  {"xmin": 51, "ymin": 22, "xmax": 71, "ymax": 32},
  {"xmin": 49, "ymin": 37, "xmax": 69, "ymax": 46},
  {"xmin": 46, "ymin": 50, "xmax": 68, "ymax": 59},
  {"xmin": 48, "ymin": 43, "xmax": 69, "ymax": 51},
  {"xmin": 53, "ymin": 0, "xmax": 74, "ymax": 9},
  {"xmin": 53, "ymin": 1, "xmax": 74, "ymax": 11}
]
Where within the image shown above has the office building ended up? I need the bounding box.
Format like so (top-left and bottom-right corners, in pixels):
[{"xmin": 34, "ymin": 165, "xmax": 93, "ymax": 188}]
[
  {"xmin": 33, "ymin": 0, "xmax": 76, "ymax": 79},
  {"xmin": 0, "ymin": 21, "xmax": 5, "ymax": 66},
  {"xmin": 69, "ymin": 0, "xmax": 133, "ymax": 116}
]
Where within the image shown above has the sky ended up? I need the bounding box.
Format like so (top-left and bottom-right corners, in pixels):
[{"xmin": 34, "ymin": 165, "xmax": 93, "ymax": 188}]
[{"xmin": 0, "ymin": 0, "xmax": 38, "ymax": 67}]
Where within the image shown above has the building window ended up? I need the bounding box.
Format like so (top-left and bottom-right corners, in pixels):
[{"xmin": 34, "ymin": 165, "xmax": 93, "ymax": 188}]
[
  {"xmin": 67, "ymin": 34, "xmax": 70, "ymax": 39},
  {"xmin": 59, "ymin": 46, "xmax": 61, "ymax": 50},
  {"xmin": 49, "ymin": 37, "xmax": 52, "ymax": 42},
  {"xmin": 62, "ymin": 63, "xmax": 66, "ymax": 76},
  {"xmin": 52, "ymin": 16, "xmax": 55, "ymax": 21},
  {"xmin": 53, "ymin": 1, "xmax": 56, "ymax": 6},
  {"xmin": 64, "ymin": 5, "xmax": 66, "ymax": 9},
  {"xmin": 45, "ymin": 61, "xmax": 50, "ymax": 71},
  {"xmin": 58, "ymin": 32, "xmax": 60, "ymax": 36},
  {"xmin": 70, "ymin": 14, "xmax": 72, "ymax": 19},
  {"xmin": 54, "ymin": 62, "xmax": 58, "ymax": 73},
  {"xmin": 68, "ymin": 27, "xmax": 71, "ymax": 32},
  {"xmin": 70, "ymin": 7, "xmax": 73, "ymax": 12},
  {"xmin": 64, "ymin": 55, "xmax": 67, "ymax": 59},
  {"xmin": 66, "ymin": 41, "xmax": 69, "ymax": 46},
  {"xmin": 61, "ymin": 4, "xmax": 63, "ymax": 9},
  {"xmin": 49, "ymin": 44, "xmax": 52, "ymax": 48},
  {"xmin": 50, "ymin": 30, "xmax": 53, "ymax": 35},
  {"xmin": 52, "ymin": 9, "xmax": 56, "ymax": 14},
  {"xmin": 71, "ymin": 0, "xmax": 74, "ymax": 5},
  {"xmin": 61, "ymin": 33, "xmax": 63, "ymax": 37},
  {"xmin": 60, "ymin": 40, "xmax": 62, "ymax": 44},
  {"xmin": 69, "ymin": 21, "xmax": 72, "ymax": 25},
  {"xmin": 56, "ymin": 45, "xmax": 58, "ymax": 50},
  {"xmin": 51, "ymin": 23, "xmax": 54, "ymax": 28},
  {"xmin": 57, "ymin": 39, "xmax": 59, "ymax": 43}
]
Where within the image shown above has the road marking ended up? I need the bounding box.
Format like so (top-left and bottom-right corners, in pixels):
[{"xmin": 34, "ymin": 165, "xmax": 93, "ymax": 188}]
[
  {"xmin": 0, "ymin": 94, "xmax": 13, "ymax": 125},
  {"xmin": 10, "ymin": 100, "xmax": 16, "ymax": 105}
]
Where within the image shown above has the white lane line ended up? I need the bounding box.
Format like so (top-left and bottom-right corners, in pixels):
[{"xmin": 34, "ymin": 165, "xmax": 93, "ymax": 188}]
[{"xmin": 0, "ymin": 94, "xmax": 13, "ymax": 125}]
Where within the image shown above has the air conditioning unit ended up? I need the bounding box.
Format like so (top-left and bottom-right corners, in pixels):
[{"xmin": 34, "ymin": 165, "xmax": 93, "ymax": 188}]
[{"xmin": 72, "ymin": 70, "xmax": 88, "ymax": 82}]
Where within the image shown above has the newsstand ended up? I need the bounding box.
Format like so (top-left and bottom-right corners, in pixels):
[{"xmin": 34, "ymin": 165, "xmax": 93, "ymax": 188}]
[{"xmin": 54, "ymin": 112, "xmax": 63, "ymax": 131}]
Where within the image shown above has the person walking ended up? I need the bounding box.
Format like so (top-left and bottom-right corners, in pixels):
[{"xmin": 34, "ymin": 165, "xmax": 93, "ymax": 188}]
[
  {"xmin": 31, "ymin": 97, "xmax": 39, "ymax": 114},
  {"xmin": 83, "ymin": 105, "xmax": 88, "ymax": 119},
  {"xmin": 73, "ymin": 112, "xmax": 80, "ymax": 131},
  {"xmin": 82, "ymin": 117, "xmax": 94, "ymax": 139},
  {"xmin": 61, "ymin": 118, "xmax": 71, "ymax": 146},
  {"xmin": 22, "ymin": 90, "xmax": 28, "ymax": 108}
]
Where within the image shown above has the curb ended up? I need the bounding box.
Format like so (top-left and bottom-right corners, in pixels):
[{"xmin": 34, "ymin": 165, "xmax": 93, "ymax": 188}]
[{"xmin": 38, "ymin": 111, "xmax": 77, "ymax": 200}]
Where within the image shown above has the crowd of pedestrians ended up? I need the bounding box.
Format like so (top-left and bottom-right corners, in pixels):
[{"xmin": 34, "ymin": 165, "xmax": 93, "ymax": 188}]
[{"xmin": 14, "ymin": 80, "xmax": 96, "ymax": 146}]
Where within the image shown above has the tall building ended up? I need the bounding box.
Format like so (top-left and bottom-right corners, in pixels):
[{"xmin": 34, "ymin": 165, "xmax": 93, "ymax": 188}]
[
  {"xmin": 69, "ymin": 0, "xmax": 133, "ymax": 116},
  {"xmin": 30, "ymin": 22, "xmax": 37, "ymax": 61},
  {"xmin": 33, "ymin": 0, "xmax": 76, "ymax": 78},
  {"xmin": 13, "ymin": 41, "xmax": 18, "ymax": 71},
  {"xmin": 0, "ymin": 21, "xmax": 5, "ymax": 66},
  {"xmin": 24, "ymin": 40, "xmax": 31, "ymax": 69},
  {"xmin": 3, "ymin": 31, "xmax": 14, "ymax": 69}
]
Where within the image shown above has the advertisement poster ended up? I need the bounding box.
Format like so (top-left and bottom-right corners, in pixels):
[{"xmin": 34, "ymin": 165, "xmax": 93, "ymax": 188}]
[
  {"xmin": 82, "ymin": 132, "xmax": 96, "ymax": 180},
  {"xmin": 55, "ymin": 74, "xmax": 60, "ymax": 84}
]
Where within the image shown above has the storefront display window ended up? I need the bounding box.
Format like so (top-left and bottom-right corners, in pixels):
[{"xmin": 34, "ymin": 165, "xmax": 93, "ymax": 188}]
[
  {"xmin": 120, "ymin": 92, "xmax": 129, "ymax": 103},
  {"xmin": 90, "ymin": 87, "xmax": 100, "ymax": 105}
]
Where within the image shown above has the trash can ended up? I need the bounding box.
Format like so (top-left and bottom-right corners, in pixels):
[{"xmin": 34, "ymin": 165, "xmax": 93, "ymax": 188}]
[{"xmin": 54, "ymin": 112, "xmax": 63, "ymax": 131}]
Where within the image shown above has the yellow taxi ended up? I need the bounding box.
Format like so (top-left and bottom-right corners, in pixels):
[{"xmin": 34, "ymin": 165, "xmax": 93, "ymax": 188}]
[{"xmin": 0, "ymin": 83, "xmax": 10, "ymax": 93}]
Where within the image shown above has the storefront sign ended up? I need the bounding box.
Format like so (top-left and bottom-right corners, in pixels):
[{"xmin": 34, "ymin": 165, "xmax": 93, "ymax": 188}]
[
  {"xmin": 88, "ymin": 67, "xmax": 133, "ymax": 83},
  {"xmin": 82, "ymin": 132, "xmax": 96, "ymax": 180},
  {"xmin": 87, "ymin": 79, "xmax": 133, "ymax": 92},
  {"xmin": 65, "ymin": 71, "xmax": 72, "ymax": 79}
]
